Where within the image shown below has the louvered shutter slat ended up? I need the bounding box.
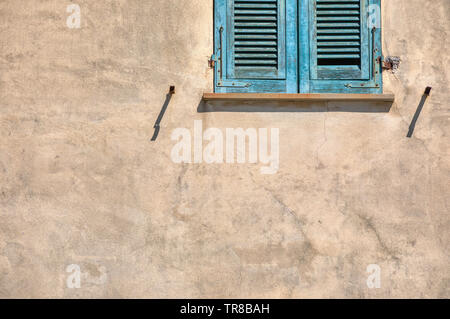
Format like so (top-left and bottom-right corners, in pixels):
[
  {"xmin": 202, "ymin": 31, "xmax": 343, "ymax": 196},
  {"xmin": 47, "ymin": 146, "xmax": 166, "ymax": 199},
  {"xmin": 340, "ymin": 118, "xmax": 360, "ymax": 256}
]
[
  {"xmin": 234, "ymin": 0, "xmax": 279, "ymax": 69},
  {"xmin": 316, "ymin": 0, "xmax": 362, "ymax": 65}
]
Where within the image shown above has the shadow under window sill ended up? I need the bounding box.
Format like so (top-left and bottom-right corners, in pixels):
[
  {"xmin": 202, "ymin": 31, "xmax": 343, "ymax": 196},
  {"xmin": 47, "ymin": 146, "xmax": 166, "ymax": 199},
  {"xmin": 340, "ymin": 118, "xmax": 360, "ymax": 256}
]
[{"xmin": 199, "ymin": 93, "xmax": 395, "ymax": 113}]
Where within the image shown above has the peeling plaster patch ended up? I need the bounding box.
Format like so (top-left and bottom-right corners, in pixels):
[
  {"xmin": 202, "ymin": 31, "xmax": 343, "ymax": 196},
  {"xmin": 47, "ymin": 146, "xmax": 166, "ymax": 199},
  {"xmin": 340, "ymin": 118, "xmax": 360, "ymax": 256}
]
[
  {"xmin": 0, "ymin": 255, "xmax": 11, "ymax": 276},
  {"xmin": 384, "ymin": 56, "xmax": 401, "ymax": 73},
  {"xmin": 233, "ymin": 242, "xmax": 316, "ymax": 268},
  {"xmin": 2, "ymin": 242, "xmax": 26, "ymax": 267}
]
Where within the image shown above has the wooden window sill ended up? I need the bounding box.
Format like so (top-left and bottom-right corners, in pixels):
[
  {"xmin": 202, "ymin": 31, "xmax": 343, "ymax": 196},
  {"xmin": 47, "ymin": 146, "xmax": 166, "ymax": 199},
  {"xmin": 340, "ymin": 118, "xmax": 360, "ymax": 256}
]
[{"xmin": 202, "ymin": 93, "xmax": 395, "ymax": 102}]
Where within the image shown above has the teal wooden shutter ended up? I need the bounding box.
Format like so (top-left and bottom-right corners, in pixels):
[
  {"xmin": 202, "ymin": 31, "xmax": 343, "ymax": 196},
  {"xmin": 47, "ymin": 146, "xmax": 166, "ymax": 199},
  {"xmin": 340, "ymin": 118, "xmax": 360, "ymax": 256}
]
[
  {"xmin": 214, "ymin": 0, "xmax": 298, "ymax": 93},
  {"xmin": 300, "ymin": 0, "xmax": 382, "ymax": 93}
]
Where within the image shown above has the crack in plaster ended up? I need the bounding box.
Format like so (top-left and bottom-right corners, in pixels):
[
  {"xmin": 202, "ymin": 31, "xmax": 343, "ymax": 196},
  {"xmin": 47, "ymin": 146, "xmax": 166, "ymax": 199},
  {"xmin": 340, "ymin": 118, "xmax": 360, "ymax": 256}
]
[
  {"xmin": 356, "ymin": 213, "xmax": 400, "ymax": 261},
  {"xmin": 315, "ymin": 110, "xmax": 328, "ymax": 169}
]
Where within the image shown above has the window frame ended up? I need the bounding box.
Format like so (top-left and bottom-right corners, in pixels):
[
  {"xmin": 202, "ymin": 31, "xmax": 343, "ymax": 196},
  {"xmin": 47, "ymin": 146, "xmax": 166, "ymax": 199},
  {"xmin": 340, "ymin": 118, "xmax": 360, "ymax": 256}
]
[{"xmin": 213, "ymin": 0, "xmax": 383, "ymax": 94}]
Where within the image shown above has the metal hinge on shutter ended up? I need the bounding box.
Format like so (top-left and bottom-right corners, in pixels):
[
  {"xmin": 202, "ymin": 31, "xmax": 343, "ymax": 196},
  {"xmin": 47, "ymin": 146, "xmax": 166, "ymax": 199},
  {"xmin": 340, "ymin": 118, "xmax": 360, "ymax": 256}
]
[
  {"xmin": 345, "ymin": 27, "xmax": 380, "ymax": 89},
  {"xmin": 213, "ymin": 26, "xmax": 251, "ymax": 88}
]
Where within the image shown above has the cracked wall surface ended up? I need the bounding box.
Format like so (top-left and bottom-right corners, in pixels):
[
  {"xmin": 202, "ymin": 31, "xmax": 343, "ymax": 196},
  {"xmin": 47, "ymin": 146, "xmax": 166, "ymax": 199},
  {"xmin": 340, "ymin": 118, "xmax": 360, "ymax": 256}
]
[{"xmin": 0, "ymin": 0, "xmax": 449, "ymax": 298}]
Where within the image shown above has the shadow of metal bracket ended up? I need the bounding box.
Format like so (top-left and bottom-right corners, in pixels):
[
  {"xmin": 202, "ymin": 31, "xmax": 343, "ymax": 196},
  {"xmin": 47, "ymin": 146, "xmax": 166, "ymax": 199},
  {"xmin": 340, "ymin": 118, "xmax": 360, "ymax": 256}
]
[
  {"xmin": 151, "ymin": 86, "xmax": 175, "ymax": 141},
  {"xmin": 407, "ymin": 87, "xmax": 432, "ymax": 138}
]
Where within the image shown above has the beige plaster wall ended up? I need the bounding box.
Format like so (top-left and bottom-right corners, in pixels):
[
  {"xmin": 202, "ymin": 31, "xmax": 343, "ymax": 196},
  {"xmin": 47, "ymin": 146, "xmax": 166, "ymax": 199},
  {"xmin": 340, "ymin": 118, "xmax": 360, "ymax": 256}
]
[{"xmin": 0, "ymin": 0, "xmax": 448, "ymax": 298}]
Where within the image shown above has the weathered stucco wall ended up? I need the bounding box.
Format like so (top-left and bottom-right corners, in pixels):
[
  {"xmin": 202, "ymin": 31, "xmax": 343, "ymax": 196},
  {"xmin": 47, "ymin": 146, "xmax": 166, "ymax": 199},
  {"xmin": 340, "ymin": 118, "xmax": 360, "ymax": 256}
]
[{"xmin": 0, "ymin": 0, "xmax": 449, "ymax": 298}]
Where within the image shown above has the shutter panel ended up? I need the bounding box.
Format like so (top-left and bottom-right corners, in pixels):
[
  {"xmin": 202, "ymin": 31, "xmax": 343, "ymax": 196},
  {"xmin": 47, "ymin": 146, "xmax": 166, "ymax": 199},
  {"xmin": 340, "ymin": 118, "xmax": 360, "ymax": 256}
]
[
  {"xmin": 233, "ymin": 0, "xmax": 279, "ymax": 77},
  {"xmin": 300, "ymin": 0, "xmax": 382, "ymax": 93},
  {"xmin": 316, "ymin": 0, "xmax": 363, "ymax": 70},
  {"xmin": 214, "ymin": 0, "xmax": 298, "ymax": 93}
]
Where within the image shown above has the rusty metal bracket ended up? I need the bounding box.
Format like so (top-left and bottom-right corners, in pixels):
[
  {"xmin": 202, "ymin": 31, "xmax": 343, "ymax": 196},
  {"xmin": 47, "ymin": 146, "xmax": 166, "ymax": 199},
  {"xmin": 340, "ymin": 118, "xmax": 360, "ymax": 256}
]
[{"xmin": 382, "ymin": 60, "xmax": 393, "ymax": 70}]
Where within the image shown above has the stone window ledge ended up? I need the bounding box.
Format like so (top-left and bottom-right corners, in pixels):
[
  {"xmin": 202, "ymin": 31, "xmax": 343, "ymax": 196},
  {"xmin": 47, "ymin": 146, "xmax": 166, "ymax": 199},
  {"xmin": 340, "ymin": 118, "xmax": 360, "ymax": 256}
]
[{"xmin": 202, "ymin": 93, "xmax": 395, "ymax": 102}]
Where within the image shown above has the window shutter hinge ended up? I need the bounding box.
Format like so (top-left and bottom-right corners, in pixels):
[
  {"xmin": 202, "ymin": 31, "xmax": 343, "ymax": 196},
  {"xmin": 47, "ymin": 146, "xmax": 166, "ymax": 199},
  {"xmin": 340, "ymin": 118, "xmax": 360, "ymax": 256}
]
[
  {"xmin": 345, "ymin": 82, "xmax": 380, "ymax": 89},
  {"xmin": 344, "ymin": 55, "xmax": 381, "ymax": 89},
  {"xmin": 217, "ymin": 81, "xmax": 251, "ymax": 88},
  {"xmin": 209, "ymin": 54, "xmax": 218, "ymax": 68}
]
